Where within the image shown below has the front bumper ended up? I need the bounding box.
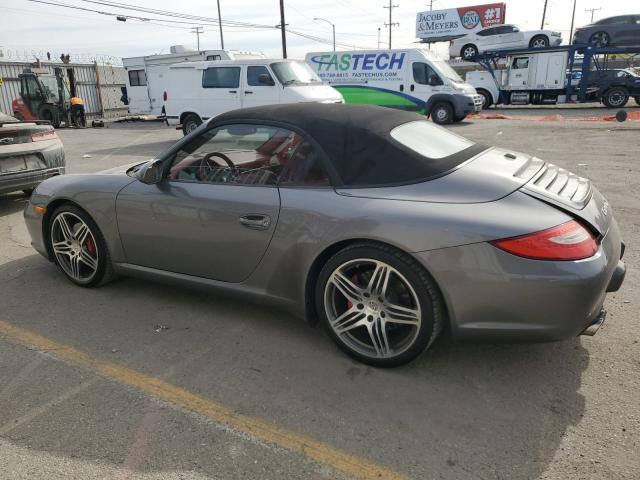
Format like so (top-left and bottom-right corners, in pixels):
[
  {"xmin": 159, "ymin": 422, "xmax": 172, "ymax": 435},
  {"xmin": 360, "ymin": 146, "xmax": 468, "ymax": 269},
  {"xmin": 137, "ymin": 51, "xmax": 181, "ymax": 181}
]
[
  {"xmin": 415, "ymin": 219, "xmax": 625, "ymax": 342},
  {"xmin": 452, "ymin": 93, "xmax": 483, "ymax": 116}
]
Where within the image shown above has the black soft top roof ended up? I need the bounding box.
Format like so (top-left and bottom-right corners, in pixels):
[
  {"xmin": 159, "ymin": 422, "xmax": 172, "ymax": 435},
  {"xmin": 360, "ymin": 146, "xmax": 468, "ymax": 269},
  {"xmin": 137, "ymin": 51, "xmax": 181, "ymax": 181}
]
[{"xmin": 213, "ymin": 104, "xmax": 482, "ymax": 186}]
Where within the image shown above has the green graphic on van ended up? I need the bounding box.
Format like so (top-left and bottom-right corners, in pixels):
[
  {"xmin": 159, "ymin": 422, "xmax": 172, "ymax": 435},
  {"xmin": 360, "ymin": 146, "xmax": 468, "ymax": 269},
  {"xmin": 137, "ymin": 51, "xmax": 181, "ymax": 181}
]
[
  {"xmin": 334, "ymin": 85, "xmax": 425, "ymax": 111},
  {"xmin": 309, "ymin": 53, "xmax": 406, "ymax": 72}
]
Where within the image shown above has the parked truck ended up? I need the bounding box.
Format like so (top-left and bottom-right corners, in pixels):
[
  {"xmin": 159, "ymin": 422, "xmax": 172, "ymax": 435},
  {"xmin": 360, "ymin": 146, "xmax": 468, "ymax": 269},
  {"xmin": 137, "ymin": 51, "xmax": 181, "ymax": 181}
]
[{"xmin": 465, "ymin": 45, "xmax": 640, "ymax": 108}]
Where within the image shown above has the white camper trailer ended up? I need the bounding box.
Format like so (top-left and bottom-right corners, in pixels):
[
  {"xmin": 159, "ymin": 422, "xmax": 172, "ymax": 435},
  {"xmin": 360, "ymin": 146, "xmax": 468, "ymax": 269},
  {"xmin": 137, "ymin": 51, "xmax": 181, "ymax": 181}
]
[{"xmin": 122, "ymin": 45, "xmax": 265, "ymax": 115}]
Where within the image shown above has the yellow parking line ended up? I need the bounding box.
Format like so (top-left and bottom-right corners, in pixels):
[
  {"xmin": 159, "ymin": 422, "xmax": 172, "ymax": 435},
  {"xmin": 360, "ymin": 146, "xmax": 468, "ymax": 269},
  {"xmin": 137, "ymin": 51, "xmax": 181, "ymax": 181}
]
[{"xmin": 0, "ymin": 320, "xmax": 407, "ymax": 480}]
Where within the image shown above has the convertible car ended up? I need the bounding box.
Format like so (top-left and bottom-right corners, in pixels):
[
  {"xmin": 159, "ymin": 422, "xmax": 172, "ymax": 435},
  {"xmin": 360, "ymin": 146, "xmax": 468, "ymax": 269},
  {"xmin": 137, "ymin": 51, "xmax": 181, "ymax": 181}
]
[{"xmin": 24, "ymin": 104, "xmax": 625, "ymax": 366}]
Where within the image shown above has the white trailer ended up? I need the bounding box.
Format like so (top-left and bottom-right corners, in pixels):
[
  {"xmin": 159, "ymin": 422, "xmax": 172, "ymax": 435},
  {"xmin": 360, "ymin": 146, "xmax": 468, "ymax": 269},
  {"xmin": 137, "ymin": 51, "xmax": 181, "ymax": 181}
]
[
  {"xmin": 122, "ymin": 45, "xmax": 265, "ymax": 115},
  {"xmin": 466, "ymin": 49, "xmax": 570, "ymax": 108}
]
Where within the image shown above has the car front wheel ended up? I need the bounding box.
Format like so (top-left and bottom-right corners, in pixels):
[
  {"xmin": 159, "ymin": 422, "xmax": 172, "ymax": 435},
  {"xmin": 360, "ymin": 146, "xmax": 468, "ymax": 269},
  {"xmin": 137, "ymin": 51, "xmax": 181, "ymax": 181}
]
[
  {"xmin": 49, "ymin": 205, "xmax": 114, "ymax": 287},
  {"xmin": 602, "ymin": 87, "xmax": 629, "ymax": 108},
  {"xmin": 530, "ymin": 35, "xmax": 549, "ymax": 48},
  {"xmin": 430, "ymin": 103, "xmax": 453, "ymax": 125},
  {"xmin": 461, "ymin": 44, "xmax": 478, "ymax": 59},
  {"xmin": 316, "ymin": 243, "xmax": 444, "ymax": 367},
  {"xmin": 589, "ymin": 31, "xmax": 610, "ymax": 48}
]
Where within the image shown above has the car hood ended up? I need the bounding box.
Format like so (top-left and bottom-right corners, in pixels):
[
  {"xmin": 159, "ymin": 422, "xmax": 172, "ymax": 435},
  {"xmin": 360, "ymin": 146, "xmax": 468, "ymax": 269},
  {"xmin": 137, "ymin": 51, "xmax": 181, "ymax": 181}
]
[{"xmin": 99, "ymin": 160, "xmax": 148, "ymax": 175}]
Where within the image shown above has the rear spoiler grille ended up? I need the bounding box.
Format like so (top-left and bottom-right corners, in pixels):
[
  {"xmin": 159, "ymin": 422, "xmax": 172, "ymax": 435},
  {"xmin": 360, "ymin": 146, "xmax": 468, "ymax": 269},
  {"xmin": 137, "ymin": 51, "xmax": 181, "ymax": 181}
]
[{"xmin": 518, "ymin": 160, "xmax": 592, "ymax": 210}]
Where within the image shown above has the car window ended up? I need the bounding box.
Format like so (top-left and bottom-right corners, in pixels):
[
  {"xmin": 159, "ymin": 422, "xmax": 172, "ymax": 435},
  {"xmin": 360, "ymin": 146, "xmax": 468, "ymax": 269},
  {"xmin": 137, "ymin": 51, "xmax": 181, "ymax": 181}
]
[
  {"xmin": 512, "ymin": 57, "xmax": 529, "ymax": 69},
  {"xmin": 128, "ymin": 70, "xmax": 147, "ymax": 87},
  {"xmin": 595, "ymin": 16, "xmax": 627, "ymax": 25},
  {"xmin": 247, "ymin": 66, "xmax": 275, "ymax": 87},
  {"xmin": 412, "ymin": 62, "xmax": 443, "ymax": 85},
  {"xmin": 168, "ymin": 124, "xmax": 328, "ymax": 187},
  {"xmin": 202, "ymin": 67, "xmax": 240, "ymax": 88},
  {"xmin": 494, "ymin": 26, "xmax": 513, "ymax": 34},
  {"xmin": 477, "ymin": 27, "xmax": 496, "ymax": 37},
  {"xmin": 390, "ymin": 121, "xmax": 474, "ymax": 159}
]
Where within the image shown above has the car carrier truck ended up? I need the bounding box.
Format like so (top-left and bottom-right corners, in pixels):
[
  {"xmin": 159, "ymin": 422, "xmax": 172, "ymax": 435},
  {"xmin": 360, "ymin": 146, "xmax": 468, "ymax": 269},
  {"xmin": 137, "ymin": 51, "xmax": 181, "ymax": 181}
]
[{"xmin": 465, "ymin": 45, "xmax": 640, "ymax": 108}]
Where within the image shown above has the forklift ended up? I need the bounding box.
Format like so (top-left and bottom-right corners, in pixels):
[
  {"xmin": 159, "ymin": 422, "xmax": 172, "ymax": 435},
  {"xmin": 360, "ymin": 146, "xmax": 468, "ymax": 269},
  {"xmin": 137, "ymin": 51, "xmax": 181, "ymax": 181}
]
[{"xmin": 11, "ymin": 67, "xmax": 85, "ymax": 128}]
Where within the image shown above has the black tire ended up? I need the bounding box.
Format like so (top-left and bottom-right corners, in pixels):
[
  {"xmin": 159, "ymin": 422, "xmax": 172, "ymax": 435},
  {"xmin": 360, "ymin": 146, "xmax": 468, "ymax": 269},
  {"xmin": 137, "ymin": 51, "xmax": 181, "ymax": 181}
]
[
  {"xmin": 460, "ymin": 44, "xmax": 478, "ymax": 59},
  {"xmin": 48, "ymin": 204, "xmax": 115, "ymax": 288},
  {"xmin": 182, "ymin": 113, "xmax": 202, "ymax": 136},
  {"xmin": 316, "ymin": 242, "xmax": 444, "ymax": 367},
  {"xmin": 602, "ymin": 87, "xmax": 629, "ymax": 108},
  {"xmin": 589, "ymin": 31, "xmax": 610, "ymax": 48},
  {"xmin": 430, "ymin": 102, "xmax": 454, "ymax": 125},
  {"xmin": 454, "ymin": 114, "xmax": 467, "ymax": 122},
  {"xmin": 477, "ymin": 89, "xmax": 493, "ymax": 109},
  {"xmin": 529, "ymin": 35, "xmax": 549, "ymax": 48},
  {"xmin": 634, "ymin": 96, "xmax": 640, "ymax": 106}
]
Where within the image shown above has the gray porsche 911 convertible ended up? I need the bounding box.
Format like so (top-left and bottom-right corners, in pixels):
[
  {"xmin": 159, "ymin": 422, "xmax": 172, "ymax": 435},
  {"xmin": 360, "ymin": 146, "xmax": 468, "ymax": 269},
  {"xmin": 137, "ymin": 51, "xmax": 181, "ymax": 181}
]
[{"xmin": 24, "ymin": 104, "xmax": 625, "ymax": 366}]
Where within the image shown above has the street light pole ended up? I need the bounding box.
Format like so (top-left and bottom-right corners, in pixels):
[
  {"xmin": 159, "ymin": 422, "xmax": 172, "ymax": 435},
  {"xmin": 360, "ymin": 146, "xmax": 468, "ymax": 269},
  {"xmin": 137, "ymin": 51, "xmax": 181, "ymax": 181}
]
[
  {"xmin": 314, "ymin": 17, "xmax": 335, "ymax": 51},
  {"xmin": 216, "ymin": 0, "xmax": 225, "ymax": 49}
]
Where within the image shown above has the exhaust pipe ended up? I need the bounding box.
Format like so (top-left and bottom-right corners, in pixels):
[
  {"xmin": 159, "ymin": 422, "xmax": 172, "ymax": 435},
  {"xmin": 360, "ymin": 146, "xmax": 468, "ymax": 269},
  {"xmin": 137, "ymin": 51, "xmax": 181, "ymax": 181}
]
[{"xmin": 582, "ymin": 310, "xmax": 607, "ymax": 336}]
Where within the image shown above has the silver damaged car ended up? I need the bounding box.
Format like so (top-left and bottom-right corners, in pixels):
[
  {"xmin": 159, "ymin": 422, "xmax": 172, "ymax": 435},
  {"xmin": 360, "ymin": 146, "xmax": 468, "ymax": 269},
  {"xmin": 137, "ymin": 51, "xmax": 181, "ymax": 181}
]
[{"xmin": 24, "ymin": 104, "xmax": 626, "ymax": 366}]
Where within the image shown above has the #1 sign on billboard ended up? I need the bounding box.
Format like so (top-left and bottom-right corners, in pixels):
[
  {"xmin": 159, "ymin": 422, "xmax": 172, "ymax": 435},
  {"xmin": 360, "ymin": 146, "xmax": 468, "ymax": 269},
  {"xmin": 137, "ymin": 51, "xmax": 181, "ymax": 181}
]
[{"xmin": 416, "ymin": 3, "xmax": 506, "ymax": 41}]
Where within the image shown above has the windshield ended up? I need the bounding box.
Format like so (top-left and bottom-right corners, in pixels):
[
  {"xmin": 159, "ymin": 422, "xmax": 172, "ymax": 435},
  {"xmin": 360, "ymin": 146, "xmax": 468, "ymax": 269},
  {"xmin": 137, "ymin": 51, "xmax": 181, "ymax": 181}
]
[
  {"xmin": 39, "ymin": 76, "xmax": 61, "ymax": 103},
  {"xmin": 391, "ymin": 121, "xmax": 474, "ymax": 159},
  {"xmin": 270, "ymin": 61, "xmax": 322, "ymax": 85},
  {"xmin": 430, "ymin": 59, "xmax": 464, "ymax": 83}
]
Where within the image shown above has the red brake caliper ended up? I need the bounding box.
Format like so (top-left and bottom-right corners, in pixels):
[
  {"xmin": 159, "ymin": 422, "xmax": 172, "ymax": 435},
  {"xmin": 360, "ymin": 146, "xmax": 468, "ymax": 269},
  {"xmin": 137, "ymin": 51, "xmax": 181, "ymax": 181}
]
[
  {"xmin": 85, "ymin": 236, "xmax": 96, "ymax": 257},
  {"xmin": 346, "ymin": 274, "xmax": 358, "ymax": 309}
]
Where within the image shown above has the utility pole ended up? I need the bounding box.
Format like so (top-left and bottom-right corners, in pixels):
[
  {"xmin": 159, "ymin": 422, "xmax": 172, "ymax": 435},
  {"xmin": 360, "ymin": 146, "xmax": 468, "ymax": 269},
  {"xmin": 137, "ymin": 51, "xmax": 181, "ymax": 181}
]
[
  {"xmin": 191, "ymin": 26, "xmax": 204, "ymax": 51},
  {"xmin": 279, "ymin": 0, "xmax": 287, "ymax": 58},
  {"xmin": 569, "ymin": 0, "xmax": 577, "ymax": 42},
  {"xmin": 383, "ymin": 1, "xmax": 399, "ymax": 49},
  {"xmin": 216, "ymin": 0, "xmax": 225, "ymax": 49},
  {"xmin": 540, "ymin": 0, "xmax": 548, "ymax": 29},
  {"xmin": 585, "ymin": 7, "xmax": 601, "ymax": 23}
]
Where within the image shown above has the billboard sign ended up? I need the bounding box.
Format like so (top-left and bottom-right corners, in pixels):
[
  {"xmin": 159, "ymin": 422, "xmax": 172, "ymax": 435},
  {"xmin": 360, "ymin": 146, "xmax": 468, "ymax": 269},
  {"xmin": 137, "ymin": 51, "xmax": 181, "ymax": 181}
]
[{"xmin": 416, "ymin": 3, "xmax": 506, "ymax": 41}]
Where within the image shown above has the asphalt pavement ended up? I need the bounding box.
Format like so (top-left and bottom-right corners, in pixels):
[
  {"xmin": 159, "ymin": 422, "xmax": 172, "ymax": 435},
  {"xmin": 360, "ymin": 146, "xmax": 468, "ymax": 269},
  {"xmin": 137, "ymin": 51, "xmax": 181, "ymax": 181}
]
[{"xmin": 1, "ymin": 111, "xmax": 638, "ymax": 480}]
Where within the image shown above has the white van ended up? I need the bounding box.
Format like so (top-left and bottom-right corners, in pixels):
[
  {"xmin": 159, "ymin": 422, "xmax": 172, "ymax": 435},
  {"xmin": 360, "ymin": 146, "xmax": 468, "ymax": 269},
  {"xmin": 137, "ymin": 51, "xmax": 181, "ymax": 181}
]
[
  {"xmin": 305, "ymin": 49, "xmax": 482, "ymax": 124},
  {"xmin": 165, "ymin": 59, "xmax": 343, "ymax": 134}
]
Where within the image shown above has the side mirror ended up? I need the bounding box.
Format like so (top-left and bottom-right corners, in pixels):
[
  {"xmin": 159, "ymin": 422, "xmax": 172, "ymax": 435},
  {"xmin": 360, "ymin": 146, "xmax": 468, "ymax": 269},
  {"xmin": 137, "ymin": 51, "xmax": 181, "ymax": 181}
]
[
  {"xmin": 258, "ymin": 74, "xmax": 275, "ymax": 86},
  {"xmin": 137, "ymin": 159, "xmax": 164, "ymax": 185}
]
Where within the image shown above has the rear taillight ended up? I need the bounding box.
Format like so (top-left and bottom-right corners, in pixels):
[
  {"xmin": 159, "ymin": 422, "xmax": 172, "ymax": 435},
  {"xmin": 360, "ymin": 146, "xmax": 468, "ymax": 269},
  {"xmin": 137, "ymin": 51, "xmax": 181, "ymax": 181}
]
[
  {"xmin": 31, "ymin": 128, "xmax": 57, "ymax": 142},
  {"xmin": 163, "ymin": 91, "xmax": 167, "ymax": 101},
  {"xmin": 490, "ymin": 220, "xmax": 598, "ymax": 261}
]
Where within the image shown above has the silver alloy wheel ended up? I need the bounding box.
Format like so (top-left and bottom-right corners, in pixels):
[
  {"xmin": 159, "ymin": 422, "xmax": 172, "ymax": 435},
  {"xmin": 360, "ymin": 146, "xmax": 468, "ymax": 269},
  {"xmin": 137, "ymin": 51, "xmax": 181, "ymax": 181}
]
[
  {"xmin": 463, "ymin": 46, "xmax": 477, "ymax": 58},
  {"xmin": 607, "ymin": 91, "xmax": 627, "ymax": 107},
  {"xmin": 51, "ymin": 212, "xmax": 99, "ymax": 282},
  {"xmin": 324, "ymin": 258, "xmax": 422, "ymax": 359},
  {"xmin": 532, "ymin": 37, "xmax": 547, "ymax": 48}
]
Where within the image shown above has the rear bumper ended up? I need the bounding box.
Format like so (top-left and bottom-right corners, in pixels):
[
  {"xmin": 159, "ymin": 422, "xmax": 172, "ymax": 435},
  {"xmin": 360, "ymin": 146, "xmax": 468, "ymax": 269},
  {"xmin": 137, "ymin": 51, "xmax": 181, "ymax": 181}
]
[
  {"xmin": 0, "ymin": 166, "xmax": 65, "ymax": 195},
  {"xmin": 415, "ymin": 219, "xmax": 625, "ymax": 342}
]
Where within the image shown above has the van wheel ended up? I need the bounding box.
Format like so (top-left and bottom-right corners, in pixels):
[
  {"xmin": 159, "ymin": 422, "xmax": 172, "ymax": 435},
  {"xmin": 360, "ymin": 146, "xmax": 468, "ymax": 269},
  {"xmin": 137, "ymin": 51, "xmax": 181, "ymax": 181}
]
[
  {"xmin": 430, "ymin": 103, "xmax": 453, "ymax": 125},
  {"xmin": 453, "ymin": 115, "xmax": 466, "ymax": 123},
  {"xmin": 182, "ymin": 114, "xmax": 202, "ymax": 136},
  {"xmin": 477, "ymin": 89, "xmax": 493, "ymax": 109}
]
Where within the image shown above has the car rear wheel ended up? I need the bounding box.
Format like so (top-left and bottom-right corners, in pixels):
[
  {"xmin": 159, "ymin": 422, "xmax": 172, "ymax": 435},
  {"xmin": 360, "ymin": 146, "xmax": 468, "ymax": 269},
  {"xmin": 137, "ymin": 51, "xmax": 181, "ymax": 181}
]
[
  {"xmin": 602, "ymin": 87, "xmax": 629, "ymax": 108},
  {"xmin": 182, "ymin": 113, "xmax": 202, "ymax": 136},
  {"xmin": 530, "ymin": 35, "xmax": 549, "ymax": 48},
  {"xmin": 49, "ymin": 205, "xmax": 114, "ymax": 287},
  {"xmin": 635, "ymin": 96, "xmax": 640, "ymax": 106},
  {"xmin": 430, "ymin": 102, "xmax": 453, "ymax": 125},
  {"xmin": 589, "ymin": 31, "xmax": 610, "ymax": 48},
  {"xmin": 477, "ymin": 89, "xmax": 493, "ymax": 109},
  {"xmin": 316, "ymin": 243, "xmax": 444, "ymax": 367},
  {"xmin": 461, "ymin": 44, "xmax": 478, "ymax": 59}
]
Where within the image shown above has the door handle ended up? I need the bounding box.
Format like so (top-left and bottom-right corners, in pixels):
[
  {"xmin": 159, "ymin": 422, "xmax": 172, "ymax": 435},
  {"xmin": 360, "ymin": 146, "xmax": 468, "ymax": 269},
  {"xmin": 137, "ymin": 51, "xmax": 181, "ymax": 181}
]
[
  {"xmin": 239, "ymin": 214, "xmax": 271, "ymax": 230},
  {"xmin": 245, "ymin": 91, "xmax": 253, "ymax": 94},
  {"xmin": 410, "ymin": 84, "xmax": 415, "ymax": 92},
  {"xmin": 228, "ymin": 90, "xmax": 237, "ymax": 93},
  {"xmin": 399, "ymin": 84, "xmax": 404, "ymax": 92}
]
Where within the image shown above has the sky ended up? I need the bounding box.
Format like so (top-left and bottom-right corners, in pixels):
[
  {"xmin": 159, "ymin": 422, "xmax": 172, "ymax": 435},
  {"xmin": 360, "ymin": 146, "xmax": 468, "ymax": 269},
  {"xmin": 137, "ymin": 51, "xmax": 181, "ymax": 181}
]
[{"xmin": 0, "ymin": 0, "xmax": 633, "ymax": 63}]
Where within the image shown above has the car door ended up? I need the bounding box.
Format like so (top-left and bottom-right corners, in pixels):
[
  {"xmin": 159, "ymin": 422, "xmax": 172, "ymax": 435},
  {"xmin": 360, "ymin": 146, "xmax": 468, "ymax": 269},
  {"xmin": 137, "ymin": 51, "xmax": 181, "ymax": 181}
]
[
  {"xmin": 116, "ymin": 123, "xmax": 291, "ymax": 283},
  {"xmin": 479, "ymin": 27, "xmax": 503, "ymax": 51},
  {"xmin": 617, "ymin": 16, "xmax": 640, "ymax": 45},
  {"xmin": 501, "ymin": 25, "xmax": 526, "ymax": 48},
  {"xmin": 243, "ymin": 65, "xmax": 279, "ymax": 108},
  {"xmin": 200, "ymin": 66, "xmax": 242, "ymax": 117},
  {"xmin": 410, "ymin": 61, "xmax": 443, "ymax": 104}
]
